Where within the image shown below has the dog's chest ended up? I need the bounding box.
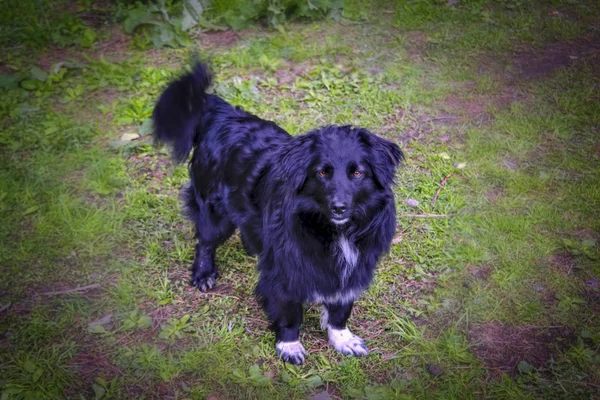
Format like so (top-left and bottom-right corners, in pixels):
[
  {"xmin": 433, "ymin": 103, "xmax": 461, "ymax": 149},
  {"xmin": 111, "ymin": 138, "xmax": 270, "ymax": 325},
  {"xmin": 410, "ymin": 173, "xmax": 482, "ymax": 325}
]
[
  {"xmin": 337, "ymin": 235, "xmax": 358, "ymax": 267},
  {"xmin": 335, "ymin": 235, "xmax": 359, "ymax": 283},
  {"xmin": 309, "ymin": 236, "xmax": 361, "ymax": 305}
]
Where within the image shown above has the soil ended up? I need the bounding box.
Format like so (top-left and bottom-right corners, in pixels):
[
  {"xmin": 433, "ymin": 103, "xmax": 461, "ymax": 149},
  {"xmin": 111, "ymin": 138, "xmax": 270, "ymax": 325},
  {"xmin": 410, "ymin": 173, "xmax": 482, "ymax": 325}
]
[
  {"xmin": 199, "ymin": 30, "xmax": 240, "ymax": 48},
  {"xmin": 469, "ymin": 322, "xmax": 575, "ymax": 376},
  {"xmin": 514, "ymin": 35, "xmax": 600, "ymax": 79},
  {"xmin": 469, "ymin": 265, "xmax": 493, "ymax": 281}
]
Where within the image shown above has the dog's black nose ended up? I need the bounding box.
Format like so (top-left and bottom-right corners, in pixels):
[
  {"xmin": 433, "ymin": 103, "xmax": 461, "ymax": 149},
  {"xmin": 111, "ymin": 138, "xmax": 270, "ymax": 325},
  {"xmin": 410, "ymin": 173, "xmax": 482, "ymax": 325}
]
[{"xmin": 330, "ymin": 202, "xmax": 348, "ymax": 216}]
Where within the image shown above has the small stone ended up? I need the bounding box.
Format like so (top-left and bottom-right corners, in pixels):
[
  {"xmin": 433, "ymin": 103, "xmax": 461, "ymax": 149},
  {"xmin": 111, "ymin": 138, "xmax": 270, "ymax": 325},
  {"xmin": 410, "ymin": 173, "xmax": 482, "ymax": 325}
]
[
  {"xmin": 263, "ymin": 371, "xmax": 275, "ymax": 379},
  {"xmin": 309, "ymin": 392, "xmax": 332, "ymax": 400},
  {"xmin": 427, "ymin": 364, "xmax": 443, "ymax": 377},
  {"xmin": 120, "ymin": 132, "xmax": 140, "ymax": 142},
  {"xmin": 502, "ymin": 158, "xmax": 518, "ymax": 171},
  {"xmin": 407, "ymin": 198, "xmax": 419, "ymax": 207}
]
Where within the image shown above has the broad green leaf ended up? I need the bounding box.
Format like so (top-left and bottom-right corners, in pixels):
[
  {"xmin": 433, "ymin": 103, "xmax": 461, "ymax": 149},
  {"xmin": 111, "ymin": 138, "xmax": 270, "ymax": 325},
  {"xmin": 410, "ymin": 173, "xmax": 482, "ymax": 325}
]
[
  {"xmin": 88, "ymin": 324, "xmax": 107, "ymax": 334},
  {"xmin": 137, "ymin": 315, "xmax": 152, "ymax": 329},
  {"xmin": 123, "ymin": 7, "xmax": 159, "ymax": 33},
  {"xmin": 51, "ymin": 61, "xmax": 86, "ymax": 74},
  {"xmin": 81, "ymin": 28, "xmax": 97, "ymax": 48},
  {"xmin": 517, "ymin": 360, "xmax": 534, "ymax": 374},
  {"xmin": 23, "ymin": 206, "xmax": 39, "ymax": 215},
  {"xmin": 158, "ymin": 330, "xmax": 171, "ymax": 339},
  {"xmin": 138, "ymin": 118, "xmax": 154, "ymax": 136},
  {"xmin": 20, "ymin": 79, "xmax": 39, "ymax": 91},
  {"xmin": 23, "ymin": 360, "xmax": 36, "ymax": 373},
  {"xmin": 185, "ymin": 0, "xmax": 203, "ymax": 16},
  {"xmin": 122, "ymin": 319, "xmax": 136, "ymax": 330},
  {"xmin": 150, "ymin": 25, "xmax": 176, "ymax": 48},
  {"xmin": 0, "ymin": 74, "xmax": 20, "ymax": 90},
  {"xmin": 30, "ymin": 67, "xmax": 48, "ymax": 82},
  {"xmin": 32, "ymin": 368, "xmax": 43, "ymax": 383},
  {"xmin": 181, "ymin": 8, "xmax": 198, "ymax": 31},
  {"xmin": 157, "ymin": 297, "xmax": 172, "ymax": 305},
  {"xmin": 306, "ymin": 375, "xmax": 323, "ymax": 388},
  {"xmin": 92, "ymin": 382, "xmax": 106, "ymax": 400}
]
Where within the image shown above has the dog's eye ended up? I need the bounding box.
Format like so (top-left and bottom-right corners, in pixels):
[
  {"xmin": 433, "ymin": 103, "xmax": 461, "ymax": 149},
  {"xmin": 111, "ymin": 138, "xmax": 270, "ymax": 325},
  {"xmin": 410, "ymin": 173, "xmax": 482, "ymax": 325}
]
[
  {"xmin": 317, "ymin": 170, "xmax": 327, "ymax": 177},
  {"xmin": 353, "ymin": 171, "xmax": 363, "ymax": 178}
]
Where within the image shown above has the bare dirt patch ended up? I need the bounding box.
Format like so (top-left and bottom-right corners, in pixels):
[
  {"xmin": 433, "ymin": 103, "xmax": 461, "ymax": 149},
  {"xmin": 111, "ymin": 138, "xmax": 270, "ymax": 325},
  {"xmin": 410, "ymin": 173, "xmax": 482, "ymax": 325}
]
[
  {"xmin": 37, "ymin": 28, "xmax": 132, "ymax": 72},
  {"xmin": 469, "ymin": 322, "xmax": 574, "ymax": 376},
  {"xmin": 485, "ymin": 188, "xmax": 503, "ymax": 204},
  {"xmin": 274, "ymin": 61, "xmax": 313, "ymax": 86},
  {"xmin": 514, "ymin": 36, "xmax": 600, "ymax": 79},
  {"xmin": 404, "ymin": 31, "xmax": 428, "ymax": 60},
  {"xmin": 199, "ymin": 30, "xmax": 240, "ymax": 48},
  {"xmin": 469, "ymin": 265, "xmax": 493, "ymax": 281},
  {"xmin": 549, "ymin": 252, "xmax": 577, "ymax": 276},
  {"xmin": 440, "ymin": 84, "xmax": 526, "ymax": 126}
]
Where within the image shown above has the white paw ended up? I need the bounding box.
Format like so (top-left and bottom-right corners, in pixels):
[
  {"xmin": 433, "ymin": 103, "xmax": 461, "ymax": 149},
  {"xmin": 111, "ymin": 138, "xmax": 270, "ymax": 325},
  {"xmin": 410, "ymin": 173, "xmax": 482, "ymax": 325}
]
[
  {"xmin": 276, "ymin": 341, "xmax": 306, "ymax": 364},
  {"xmin": 328, "ymin": 327, "xmax": 368, "ymax": 356}
]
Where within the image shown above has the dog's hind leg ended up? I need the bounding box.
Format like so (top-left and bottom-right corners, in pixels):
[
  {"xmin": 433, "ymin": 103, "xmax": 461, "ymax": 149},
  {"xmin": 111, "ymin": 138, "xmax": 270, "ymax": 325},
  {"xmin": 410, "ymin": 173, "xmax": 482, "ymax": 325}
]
[{"xmin": 183, "ymin": 183, "xmax": 234, "ymax": 292}]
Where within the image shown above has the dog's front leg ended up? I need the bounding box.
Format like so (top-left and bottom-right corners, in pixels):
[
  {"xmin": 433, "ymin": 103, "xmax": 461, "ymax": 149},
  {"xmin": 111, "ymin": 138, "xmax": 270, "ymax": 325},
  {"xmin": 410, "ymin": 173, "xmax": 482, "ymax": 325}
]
[
  {"xmin": 191, "ymin": 243, "xmax": 219, "ymax": 291},
  {"xmin": 322, "ymin": 301, "xmax": 368, "ymax": 357},
  {"xmin": 262, "ymin": 297, "xmax": 306, "ymax": 364}
]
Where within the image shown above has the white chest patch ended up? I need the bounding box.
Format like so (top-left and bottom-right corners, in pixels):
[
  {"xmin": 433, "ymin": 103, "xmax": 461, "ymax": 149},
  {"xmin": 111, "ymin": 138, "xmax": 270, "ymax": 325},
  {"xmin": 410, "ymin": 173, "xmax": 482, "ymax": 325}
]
[
  {"xmin": 337, "ymin": 235, "xmax": 359, "ymax": 284},
  {"xmin": 338, "ymin": 235, "xmax": 358, "ymax": 268}
]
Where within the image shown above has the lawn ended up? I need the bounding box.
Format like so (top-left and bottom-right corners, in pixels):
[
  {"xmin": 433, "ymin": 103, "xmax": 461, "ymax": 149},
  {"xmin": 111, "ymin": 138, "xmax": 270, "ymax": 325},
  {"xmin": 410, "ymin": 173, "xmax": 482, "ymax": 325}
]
[{"xmin": 1, "ymin": 0, "xmax": 599, "ymax": 399}]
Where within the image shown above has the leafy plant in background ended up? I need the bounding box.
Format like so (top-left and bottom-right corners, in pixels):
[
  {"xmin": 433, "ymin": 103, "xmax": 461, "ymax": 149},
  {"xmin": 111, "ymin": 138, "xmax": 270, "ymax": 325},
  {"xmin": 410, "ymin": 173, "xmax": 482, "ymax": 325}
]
[
  {"xmin": 115, "ymin": 97, "xmax": 153, "ymax": 125},
  {"xmin": 0, "ymin": 108, "xmax": 96, "ymax": 153},
  {"xmin": 567, "ymin": 338, "xmax": 600, "ymax": 370},
  {"xmin": 50, "ymin": 14, "xmax": 98, "ymax": 48},
  {"xmin": 159, "ymin": 314, "xmax": 194, "ymax": 339},
  {"xmin": 116, "ymin": 0, "xmax": 220, "ymax": 48},
  {"xmin": 120, "ymin": 310, "xmax": 153, "ymax": 331},
  {"xmin": 0, "ymin": 0, "xmax": 97, "ymax": 52},
  {"xmin": 211, "ymin": 0, "xmax": 345, "ymax": 30},
  {"xmin": 115, "ymin": 0, "xmax": 345, "ymax": 47}
]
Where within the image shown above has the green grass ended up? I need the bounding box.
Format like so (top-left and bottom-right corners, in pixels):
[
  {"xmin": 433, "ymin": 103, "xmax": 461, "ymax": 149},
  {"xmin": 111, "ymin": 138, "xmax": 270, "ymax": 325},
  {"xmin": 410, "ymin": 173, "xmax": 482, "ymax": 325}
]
[{"xmin": 1, "ymin": 0, "xmax": 600, "ymax": 398}]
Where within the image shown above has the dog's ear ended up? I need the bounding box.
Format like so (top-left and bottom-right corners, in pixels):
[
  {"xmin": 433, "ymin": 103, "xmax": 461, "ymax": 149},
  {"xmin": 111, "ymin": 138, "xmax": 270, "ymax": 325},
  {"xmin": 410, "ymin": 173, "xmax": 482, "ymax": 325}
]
[
  {"xmin": 357, "ymin": 128, "xmax": 403, "ymax": 188},
  {"xmin": 278, "ymin": 134, "xmax": 316, "ymax": 192}
]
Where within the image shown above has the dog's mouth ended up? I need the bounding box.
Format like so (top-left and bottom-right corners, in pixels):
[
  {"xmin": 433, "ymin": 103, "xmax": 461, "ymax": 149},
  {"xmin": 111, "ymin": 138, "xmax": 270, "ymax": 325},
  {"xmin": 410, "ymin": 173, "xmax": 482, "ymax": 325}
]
[{"xmin": 331, "ymin": 217, "xmax": 349, "ymax": 225}]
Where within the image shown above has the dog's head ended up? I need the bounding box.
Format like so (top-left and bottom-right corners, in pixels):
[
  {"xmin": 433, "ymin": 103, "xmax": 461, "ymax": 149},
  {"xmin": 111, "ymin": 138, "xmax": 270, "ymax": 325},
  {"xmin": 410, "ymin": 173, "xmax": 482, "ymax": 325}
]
[{"xmin": 279, "ymin": 125, "xmax": 403, "ymax": 226}]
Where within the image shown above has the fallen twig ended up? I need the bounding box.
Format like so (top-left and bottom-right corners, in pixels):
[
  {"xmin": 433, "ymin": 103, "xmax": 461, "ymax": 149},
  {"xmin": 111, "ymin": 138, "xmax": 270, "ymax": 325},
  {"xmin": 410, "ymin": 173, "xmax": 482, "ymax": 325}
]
[
  {"xmin": 88, "ymin": 313, "xmax": 114, "ymax": 328},
  {"xmin": 431, "ymin": 173, "xmax": 452, "ymax": 206},
  {"xmin": 40, "ymin": 283, "xmax": 101, "ymax": 296},
  {"xmin": 302, "ymin": 71, "xmax": 313, "ymax": 81},
  {"xmin": 399, "ymin": 213, "xmax": 450, "ymax": 218},
  {"xmin": 197, "ymin": 292, "xmax": 241, "ymax": 300},
  {"xmin": 428, "ymin": 115, "xmax": 460, "ymax": 122}
]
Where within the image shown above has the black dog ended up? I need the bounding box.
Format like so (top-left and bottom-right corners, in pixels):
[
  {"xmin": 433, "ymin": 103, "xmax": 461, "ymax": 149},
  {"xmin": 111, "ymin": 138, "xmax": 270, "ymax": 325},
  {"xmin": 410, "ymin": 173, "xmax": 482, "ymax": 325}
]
[{"xmin": 153, "ymin": 63, "xmax": 403, "ymax": 364}]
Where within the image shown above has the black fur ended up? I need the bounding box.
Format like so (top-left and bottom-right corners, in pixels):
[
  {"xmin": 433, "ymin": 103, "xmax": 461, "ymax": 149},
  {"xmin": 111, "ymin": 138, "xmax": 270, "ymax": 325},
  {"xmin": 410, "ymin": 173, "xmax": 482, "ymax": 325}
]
[{"xmin": 153, "ymin": 63, "xmax": 403, "ymax": 364}]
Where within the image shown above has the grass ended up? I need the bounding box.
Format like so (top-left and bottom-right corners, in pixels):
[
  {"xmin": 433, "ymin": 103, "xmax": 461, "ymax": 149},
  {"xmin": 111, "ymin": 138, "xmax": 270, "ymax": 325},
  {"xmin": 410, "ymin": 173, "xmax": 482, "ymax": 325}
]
[{"xmin": 1, "ymin": 0, "xmax": 600, "ymax": 398}]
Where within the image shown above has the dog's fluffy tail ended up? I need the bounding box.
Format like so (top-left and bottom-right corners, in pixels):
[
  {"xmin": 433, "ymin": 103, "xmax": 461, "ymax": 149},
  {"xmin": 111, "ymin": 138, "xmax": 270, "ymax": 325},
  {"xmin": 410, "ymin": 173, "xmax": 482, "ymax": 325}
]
[{"xmin": 152, "ymin": 62, "xmax": 212, "ymax": 163}]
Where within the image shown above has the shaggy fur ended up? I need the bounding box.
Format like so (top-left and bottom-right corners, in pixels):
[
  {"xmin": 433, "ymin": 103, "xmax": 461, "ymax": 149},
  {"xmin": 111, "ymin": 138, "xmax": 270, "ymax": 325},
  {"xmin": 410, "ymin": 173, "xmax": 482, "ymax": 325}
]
[{"xmin": 153, "ymin": 63, "xmax": 403, "ymax": 364}]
